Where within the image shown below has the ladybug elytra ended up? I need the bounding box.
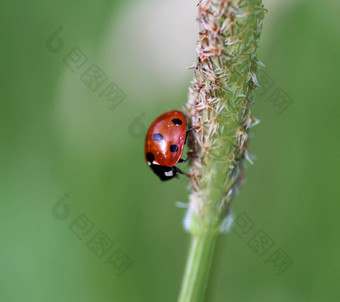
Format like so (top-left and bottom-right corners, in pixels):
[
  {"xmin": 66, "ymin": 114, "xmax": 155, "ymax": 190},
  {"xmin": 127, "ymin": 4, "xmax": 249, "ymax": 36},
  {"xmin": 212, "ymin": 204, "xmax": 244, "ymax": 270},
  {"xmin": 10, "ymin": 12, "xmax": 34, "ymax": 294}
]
[{"xmin": 144, "ymin": 110, "xmax": 189, "ymax": 181}]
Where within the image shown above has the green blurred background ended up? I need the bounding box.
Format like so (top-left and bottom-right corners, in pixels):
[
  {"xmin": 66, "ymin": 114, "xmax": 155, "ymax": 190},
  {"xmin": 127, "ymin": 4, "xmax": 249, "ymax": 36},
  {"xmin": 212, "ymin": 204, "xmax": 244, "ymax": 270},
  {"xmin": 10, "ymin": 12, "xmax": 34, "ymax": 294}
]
[{"xmin": 1, "ymin": 0, "xmax": 339, "ymax": 301}]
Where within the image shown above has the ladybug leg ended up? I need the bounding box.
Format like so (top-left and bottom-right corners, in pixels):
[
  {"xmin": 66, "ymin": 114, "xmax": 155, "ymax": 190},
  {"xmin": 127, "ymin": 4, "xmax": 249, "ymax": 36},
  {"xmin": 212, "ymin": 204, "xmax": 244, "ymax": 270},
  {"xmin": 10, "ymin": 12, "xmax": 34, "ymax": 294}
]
[
  {"xmin": 188, "ymin": 151, "xmax": 199, "ymax": 158},
  {"xmin": 173, "ymin": 166, "xmax": 184, "ymax": 174},
  {"xmin": 173, "ymin": 166, "xmax": 190, "ymax": 177},
  {"xmin": 178, "ymin": 158, "xmax": 188, "ymax": 163},
  {"xmin": 179, "ymin": 150, "xmax": 199, "ymax": 163},
  {"xmin": 185, "ymin": 127, "xmax": 197, "ymax": 144}
]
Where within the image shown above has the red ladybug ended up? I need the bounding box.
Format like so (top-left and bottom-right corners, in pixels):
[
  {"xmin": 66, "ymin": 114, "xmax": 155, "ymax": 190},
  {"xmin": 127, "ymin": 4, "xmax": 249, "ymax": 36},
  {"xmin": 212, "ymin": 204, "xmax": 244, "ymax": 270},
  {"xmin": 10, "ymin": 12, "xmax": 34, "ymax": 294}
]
[{"xmin": 145, "ymin": 110, "xmax": 189, "ymax": 181}]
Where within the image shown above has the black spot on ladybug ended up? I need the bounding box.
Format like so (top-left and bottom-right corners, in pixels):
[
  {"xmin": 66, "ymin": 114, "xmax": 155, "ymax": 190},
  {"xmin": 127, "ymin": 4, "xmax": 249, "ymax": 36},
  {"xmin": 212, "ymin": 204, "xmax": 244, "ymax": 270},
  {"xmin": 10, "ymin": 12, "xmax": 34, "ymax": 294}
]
[
  {"xmin": 172, "ymin": 118, "xmax": 182, "ymax": 126},
  {"xmin": 170, "ymin": 145, "xmax": 178, "ymax": 152},
  {"xmin": 153, "ymin": 133, "xmax": 163, "ymax": 142},
  {"xmin": 146, "ymin": 152, "xmax": 155, "ymax": 163}
]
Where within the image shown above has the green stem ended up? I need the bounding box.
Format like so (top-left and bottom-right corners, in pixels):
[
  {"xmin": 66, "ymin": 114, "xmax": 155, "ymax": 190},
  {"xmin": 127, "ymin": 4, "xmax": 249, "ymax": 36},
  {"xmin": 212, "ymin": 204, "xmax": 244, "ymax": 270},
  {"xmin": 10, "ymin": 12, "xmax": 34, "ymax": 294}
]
[
  {"xmin": 178, "ymin": 232, "xmax": 219, "ymax": 302},
  {"xmin": 178, "ymin": 0, "xmax": 265, "ymax": 301}
]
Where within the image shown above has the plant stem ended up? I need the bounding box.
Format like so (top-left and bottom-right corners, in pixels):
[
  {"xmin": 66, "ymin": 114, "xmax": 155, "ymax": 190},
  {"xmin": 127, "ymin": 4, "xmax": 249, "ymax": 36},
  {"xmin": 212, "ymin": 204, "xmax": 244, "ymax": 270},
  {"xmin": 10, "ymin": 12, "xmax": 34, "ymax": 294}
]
[
  {"xmin": 178, "ymin": 0, "xmax": 265, "ymax": 301},
  {"xmin": 178, "ymin": 232, "xmax": 218, "ymax": 302}
]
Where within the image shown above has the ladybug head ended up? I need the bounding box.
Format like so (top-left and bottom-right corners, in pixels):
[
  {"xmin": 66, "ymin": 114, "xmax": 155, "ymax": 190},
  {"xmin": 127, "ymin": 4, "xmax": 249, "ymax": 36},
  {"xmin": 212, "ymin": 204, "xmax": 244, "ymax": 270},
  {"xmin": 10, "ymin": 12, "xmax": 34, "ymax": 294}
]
[
  {"xmin": 146, "ymin": 152, "xmax": 177, "ymax": 181},
  {"xmin": 150, "ymin": 164, "xmax": 177, "ymax": 181}
]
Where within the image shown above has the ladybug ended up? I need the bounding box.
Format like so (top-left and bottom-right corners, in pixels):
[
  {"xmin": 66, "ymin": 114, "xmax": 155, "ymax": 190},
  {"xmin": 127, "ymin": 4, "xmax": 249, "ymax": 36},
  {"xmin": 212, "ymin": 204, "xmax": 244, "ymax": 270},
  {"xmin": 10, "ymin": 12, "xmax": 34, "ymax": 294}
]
[{"xmin": 145, "ymin": 110, "xmax": 190, "ymax": 181}]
